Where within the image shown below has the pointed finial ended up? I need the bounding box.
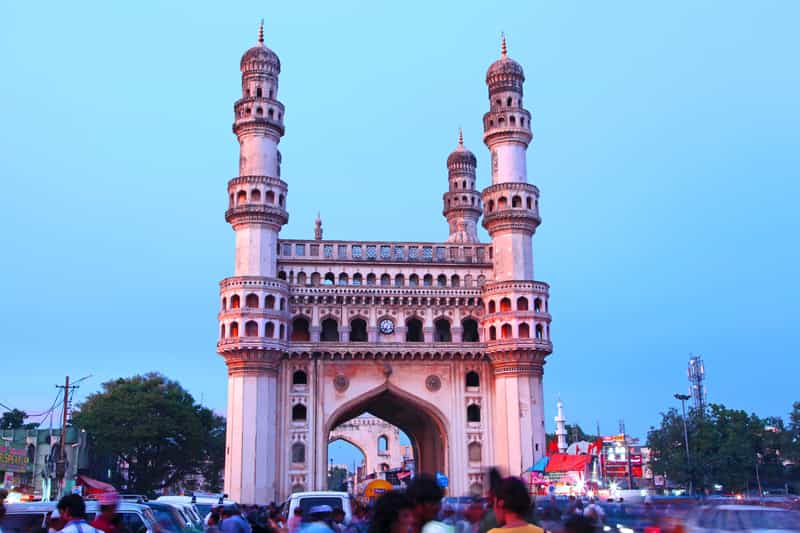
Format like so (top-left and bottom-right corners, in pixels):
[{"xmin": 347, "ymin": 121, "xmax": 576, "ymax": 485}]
[
  {"xmin": 458, "ymin": 127, "xmax": 464, "ymax": 147},
  {"xmin": 258, "ymin": 19, "xmax": 264, "ymax": 45},
  {"xmin": 314, "ymin": 211, "xmax": 323, "ymax": 240},
  {"xmin": 501, "ymin": 32, "xmax": 507, "ymax": 57}
]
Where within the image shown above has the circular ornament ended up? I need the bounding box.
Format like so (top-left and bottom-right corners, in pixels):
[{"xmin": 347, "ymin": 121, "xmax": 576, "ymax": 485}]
[
  {"xmin": 379, "ymin": 319, "xmax": 395, "ymax": 334},
  {"xmin": 425, "ymin": 374, "xmax": 442, "ymax": 392},
  {"xmin": 333, "ymin": 374, "xmax": 349, "ymax": 392}
]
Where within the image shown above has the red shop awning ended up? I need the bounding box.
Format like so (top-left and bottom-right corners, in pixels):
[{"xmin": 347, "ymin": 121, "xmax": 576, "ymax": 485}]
[
  {"xmin": 545, "ymin": 454, "xmax": 591, "ymax": 473},
  {"xmin": 77, "ymin": 475, "xmax": 117, "ymax": 494}
]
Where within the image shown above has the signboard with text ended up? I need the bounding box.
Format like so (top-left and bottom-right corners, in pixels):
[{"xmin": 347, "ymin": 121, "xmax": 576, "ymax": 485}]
[{"xmin": 0, "ymin": 444, "xmax": 31, "ymax": 473}]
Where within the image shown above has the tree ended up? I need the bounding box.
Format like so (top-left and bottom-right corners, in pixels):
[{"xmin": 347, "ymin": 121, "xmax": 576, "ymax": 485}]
[
  {"xmin": 546, "ymin": 423, "xmax": 595, "ymax": 449},
  {"xmin": 0, "ymin": 409, "xmax": 37, "ymax": 430},
  {"xmin": 72, "ymin": 373, "xmax": 225, "ymax": 494},
  {"xmin": 327, "ymin": 466, "xmax": 348, "ymax": 491}
]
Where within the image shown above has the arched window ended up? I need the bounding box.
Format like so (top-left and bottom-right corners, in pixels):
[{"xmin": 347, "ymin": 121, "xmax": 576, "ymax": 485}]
[
  {"xmin": 251, "ymin": 189, "xmax": 261, "ymax": 203},
  {"xmin": 468, "ymin": 442, "xmax": 482, "ymax": 462},
  {"xmin": 437, "ymin": 275, "xmax": 447, "ymax": 287},
  {"xmin": 245, "ymin": 320, "xmax": 259, "ymax": 337},
  {"xmin": 395, "ymin": 274, "xmax": 404, "ymax": 287},
  {"xmin": 527, "ymin": 197, "xmax": 532, "ymax": 209},
  {"xmin": 500, "ymin": 298, "xmax": 512, "ymax": 312},
  {"xmin": 510, "ymin": 115, "xmax": 516, "ymax": 125},
  {"xmin": 266, "ymin": 190, "xmax": 275, "ymax": 204},
  {"xmin": 221, "ymin": 297, "xmax": 227, "ymax": 311},
  {"xmin": 267, "ymin": 108, "xmax": 274, "ymax": 119},
  {"xmin": 423, "ymin": 274, "xmax": 433, "ymax": 287},
  {"xmin": 231, "ymin": 294, "xmax": 241, "ymax": 309},
  {"xmin": 512, "ymin": 195, "xmax": 522, "ymax": 208},
  {"xmin": 534, "ymin": 298, "xmax": 542, "ymax": 312},
  {"xmin": 409, "ymin": 274, "xmax": 419, "ymax": 287},
  {"xmin": 498, "ymin": 116, "xmax": 506, "ymax": 126},
  {"xmin": 477, "ymin": 275, "xmax": 486, "ymax": 287},
  {"xmin": 378, "ymin": 435, "xmax": 388, "ymax": 454},
  {"xmin": 462, "ymin": 318, "xmax": 479, "ymax": 342},
  {"xmin": 256, "ymin": 107, "xmax": 263, "ymax": 116},
  {"xmin": 467, "ymin": 404, "xmax": 481, "ymax": 423},
  {"xmin": 264, "ymin": 322, "xmax": 275, "ymax": 338},
  {"xmin": 338, "ymin": 273, "xmax": 348, "ymax": 285},
  {"xmin": 278, "ymin": 271, "xmax": 287, "ymax": 280},
  {"xmin": 380, "ymin": 274, "xmax": 391, "ymax": 286},
  {"xmin": 488, "ymin": 200, "xmax": 495, "ymax": 212},
  {"xmin": 349, "ymin": 318, "xmax": 368, "ymax": 342},
  {"xmin": 291, "ymin": 316, "xmax": 310, "ymax": 341},
  {"xmin": 462, "ymin": 180, "xmax": 467, "ymax": 189},
  {"xmin": 236, "ymin": 191, "xmax": 247, "ymax": 205},
  {"xmin": 380, "ymin": 463, "xmax": 390, "ymax": 472},
  {"xmin": 245, "ymin": 293, "xmax": 259, "ymax": 308},
  {"xmin": 279, "ymin": 324, "xmax": 285, "ymax": 339},
  {"xmin": 264, "ymin": 295, "xmax": 275, "ymax": 309},
  {"xmin": 229, "ymin": 193, "xmax": 234, "ymax": 207},
  {"xmin": 292, "ymin": 404, "xmax": 307, "ymax": 422},
  {"xmin": 498, "ymin": 196, "xmax": 508, "ymax": 208},
  {"xmin": 366, "ymin": 273, "xmax": 376, "ymax": 286},
  {"xmin": 256, "ymin": 87, "xmax": 263, "ymax": 97},
  {"xmin": 297, "ymin": 272, "xmax": 307, "ymax": 285},
  {"xmin": 506, "ymin": 96, "xmax": 513, "ymax": 106},
  {"xmin": 292, "ymin": 370, "xmax": 308, "ymax": 385},
  {"xmin": 229, "ymin": 321, "xmax": 239, "ymax": 338},
  {"xmin": 488, "ymin": 325, "xmax": 496, "ymax": 340},
  {"xmin": 220, "ymin": 324, "xmax": 225, "ymax": 339},
  {"xmin": 324, "ymin": 272, "xmax": 335, "ymax": 285},
  {"xmin": 291, "ymin": 442, "xmax": 305, "ymax": 463},
  {"xmin": 488, "ymin": 300, "xmax": 496, "ymax": 313},
  {"xmin": 434, "ymin": 318, "xmax": 451, "ymax": 342},
  {"xmin": 278, "ymin": 194, "xmax": 284, "ymax": 206},
  {"xmin": 451, "ymin": 275, "xmax": 460, "ymax": 287},
  {"xmin": 466, "ymin": 371, "xmax": 480, "ymax": 388},
  {"xmin": 406, "ymin": 318, "xmax": 423, "ymax": 342},
  {"xmin": 464, "ymin": 275, "xmax": 472, "ymax": 288},
  {"xmin": 517, "ymin": 297, "xmax": 529, "ymax": 311},
  {"xmin": 535, "ymin": 324, "xmax": 544, "ymax": 340},
  {"xmin": 495, "ymin": 98, "xmax": 501, "ymax": 107},
  {"xmin": 519, "ymin": 323, "xmax": 530, "ymax": 339},
  {"xmin": 353, "ymin": 273, "xmax": 363, "ymax": 286},
  {"xmin": 279, "ymin": 298, "xmax": 285, "ymax": 311},
  {"xmin": 321, "ymin": 318, "xmax": 339, "ymax": 342},
  {"xmin": 501, "ymin": 323, "xmax": 512, "ymax": 339},
  {"xmin": 311, "ymin": 272, "xmax": 321, "ymax": 286}
]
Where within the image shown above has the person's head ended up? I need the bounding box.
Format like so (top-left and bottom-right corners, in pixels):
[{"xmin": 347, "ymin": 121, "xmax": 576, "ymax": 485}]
[
  {"xmin": 441, "ymin": 505, "xmax": 454, "ymax": 518},
  {"xmin": 309, "ymin": 505, "xmax": 332, "ymax": 523},
  {"xmin": 563, "ymin": 515, "xmax": 595, "ymax": 533},
  {"xmin": 57, "ymin": 494, "xmax": 87, "ymax": 522},
  {"xmin": 369, "ymin": 492, "xmax": 414, "ymax": 533},
  {"xmin": 464, "ymin": 501, "xmax": 484, "ymax": 524},
  {"xmin": 293, "ymin": 508, "xmax": 303, "ymax": 517},
  {"xmin": 332, "ymin": 508, "xmax": 345, "ymax": 524},
  {"xmin": 406, "ymin": 474, "xmax": 443, "ymax": 526},
  {"xmin": 222, "ymin": 504, "xmax": 240, "ymax": 518},
  {"xmin": 492, "ymin": 477, "xmax": 530, "ymax": 526}
]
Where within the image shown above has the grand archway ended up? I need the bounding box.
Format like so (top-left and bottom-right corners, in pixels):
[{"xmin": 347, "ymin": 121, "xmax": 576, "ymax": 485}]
[{"xmin": 324, "ymin": 384, "xmax": 448, "ymax": 479}]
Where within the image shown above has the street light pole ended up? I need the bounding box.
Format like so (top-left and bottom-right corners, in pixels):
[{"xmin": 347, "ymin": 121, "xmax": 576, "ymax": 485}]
[{"xmin": 674, "ymin": 393, "xmax": 692, "ymax": 495}]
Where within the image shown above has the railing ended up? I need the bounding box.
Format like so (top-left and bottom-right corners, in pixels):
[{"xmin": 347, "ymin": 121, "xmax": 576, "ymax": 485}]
[{"xmin": 277, "ymin": 240, "xmax": 491, "ymax": 265}]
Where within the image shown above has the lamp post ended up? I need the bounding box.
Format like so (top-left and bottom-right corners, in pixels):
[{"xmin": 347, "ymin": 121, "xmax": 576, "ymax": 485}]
[{"xmin": 674, "ymin": 393, "xmax": 692, "ymax": 494}]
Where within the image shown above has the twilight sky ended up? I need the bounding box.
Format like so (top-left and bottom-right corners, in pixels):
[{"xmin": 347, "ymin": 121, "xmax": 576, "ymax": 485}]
[{"xmin": 1, "ymin": 0, "xmax": 799, "ymax": 459}]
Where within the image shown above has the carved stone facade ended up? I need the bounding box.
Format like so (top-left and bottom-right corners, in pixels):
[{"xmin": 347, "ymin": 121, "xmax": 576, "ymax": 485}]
[
  {"xmin": 329, "ymin": 415, "xmax": 405, "ymax": 475},
  {"xmin": 218, "ymin": 27, "xmax": 553, "ymax": 503}
]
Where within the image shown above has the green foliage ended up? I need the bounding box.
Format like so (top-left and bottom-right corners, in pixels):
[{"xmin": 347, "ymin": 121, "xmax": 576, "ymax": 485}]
[
  {"xmin": 647, "ymin": 403, "xmax": 798, "ymax": 493},
  {"xmin": 72, "ymin": 373, "xmax": 224, "ymax": 494},
  {"xmin": 327, "ymin": 466, "xmax": 349, "ymax": 491},
  {"xmin": 546, "ymin": 424, "xmax": 595, "ymax": 447},
  {"xmin": 0, "ymin": 409, "xmax": 37, "ymax": 430}
]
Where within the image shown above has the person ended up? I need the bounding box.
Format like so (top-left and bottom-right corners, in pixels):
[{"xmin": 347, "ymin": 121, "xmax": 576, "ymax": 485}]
[
  {"xmin": 405, "ymin": 474, "xmax": 447, "ymax": 533},
  {"xmin": 91, "ymin": 492, "xmax": 120, "ymax": 533},
  {"xmin": 486, "ymin": 478, "xmax": 544, "ymax": 533},
  {"xmin": 330, "ymin": 509, "xmax": 346, "ymax": 533},
  {"xmin": 561, "ymin": 515, "xmax": 594, "ymax": 533},
  {"xmin": 455, "ymin": 500, "xmax": 483, "ymax": 533},
  {"xmin": 0, "ymin": 488, "xmax": 7, "ymax": 533},
  {"xmin": 368, "ymin": 492, "xmax": 415, "ymax": 533},
  {"xmin": 581, "ymin": 499, "xmax": 604, "ymax": 530},
  {"xmin": 57, "ymin": 494, "xmax": 103, "ymax": 533},
  {"xmin": 344, "ymin": 505, "xmax": 367, "ymax": 533},
  {"xmin": 287, "ymin": 508, "xmax": 304, "ymax": 533},
  {"xmin": 221, "ymin": 505, "xmax": 253, "ymax": 533},
  {"xmin": 477, "ymin": 468, "xmax": 503, "ymax": 533},
  {"xmin": 302, "ymin": 506, "xmax": 334, "ymax": 533}
]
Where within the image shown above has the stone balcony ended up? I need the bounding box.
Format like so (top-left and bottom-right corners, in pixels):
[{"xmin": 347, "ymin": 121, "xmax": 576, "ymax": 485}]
[{"xmin": 277, "ymin": 240, "xmax": 492, "ymax": 266}]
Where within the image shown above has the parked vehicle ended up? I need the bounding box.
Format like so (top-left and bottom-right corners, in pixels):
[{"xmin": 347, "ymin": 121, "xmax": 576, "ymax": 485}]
[
  {"xmin": 287, "ymin": 491, "xmax": 353, "ymax": 524},
  {"xmin": 3, "ymin": 501, "xmax": 159, "ymax": 533},
  {"xmin": 146, "ymin": 501, "xmax": 196, "ymax": 533},
  {"xmin": 685, "ymin": 504, "xmax": 800, "ymax": 532},
  {"xmin": 155, "ymin": 495, "xmax": 233, "ymax": 522}
]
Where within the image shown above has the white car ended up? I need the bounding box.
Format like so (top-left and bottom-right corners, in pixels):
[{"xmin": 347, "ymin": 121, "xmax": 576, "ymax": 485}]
[
  {"xmin": 686, "ymin": 504, "xmax": 800, "ymax": 532},
  {"xmin": 287, "ymin": 491, "xmax": 353, "ymax": 524}
]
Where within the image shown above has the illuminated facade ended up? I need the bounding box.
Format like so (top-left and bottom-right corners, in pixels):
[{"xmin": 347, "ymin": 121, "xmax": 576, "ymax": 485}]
[{"xmin": 217, "ymin": 25, "xmax": 553, "ymax": 503}]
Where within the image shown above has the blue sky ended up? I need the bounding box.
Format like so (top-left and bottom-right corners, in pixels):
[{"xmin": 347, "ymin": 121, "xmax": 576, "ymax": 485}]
[{"xmin": 1, "ymin": 0, "xmax": 799, "ymax": 463}]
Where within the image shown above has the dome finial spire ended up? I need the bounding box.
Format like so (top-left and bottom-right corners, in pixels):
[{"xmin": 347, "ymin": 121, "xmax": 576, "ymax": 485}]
[
  {"xmin": 258, "ymin": 19, "xmax": 264, "ymax": 45},
  {"xmin": 458, "ymin": 127, "xmax": 464, "ymax": 147},
  {"xmin": 501, "ymin": 32, "xmax": 507, "ymax": 57}
]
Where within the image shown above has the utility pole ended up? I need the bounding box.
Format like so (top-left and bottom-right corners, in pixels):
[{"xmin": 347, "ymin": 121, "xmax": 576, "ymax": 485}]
[
  {"xmin": 620, "ymin": 420, "xmax": 634, "ymax": 489},
  {"xmin": 675, "ymin": 393, "xmax": 692, "ymax": 495},
  {"xmin": 55, "ymin": 375, "xmax": 88, "ymax": 497}
]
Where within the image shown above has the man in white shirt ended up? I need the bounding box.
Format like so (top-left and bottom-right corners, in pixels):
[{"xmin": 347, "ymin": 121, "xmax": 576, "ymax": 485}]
[{"xmin": 57, "ymin": 494, "xmax": 102, "ymax": 533}]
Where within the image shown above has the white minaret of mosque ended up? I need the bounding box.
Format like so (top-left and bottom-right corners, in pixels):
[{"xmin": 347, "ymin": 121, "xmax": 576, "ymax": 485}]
[
  {"xmin": 218, "ymin": 21, "xmax": 289, "ymax": 504},
  {"xmin": 555, "ymin": 399, "xmax": 568, "ymax": 453},
  {"xmin": 443, "ymin": 129, "xmax": 482, "ymax": 243}
]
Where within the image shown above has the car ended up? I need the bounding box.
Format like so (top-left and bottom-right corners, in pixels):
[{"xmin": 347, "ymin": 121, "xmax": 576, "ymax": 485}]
[
  {"xmin": 3, "ymin": 501, "xmax": 159, "ymax": 533},
  {"xmin": 146, "ymin": 501, "xmax": 197, "ymax": 533},
  {"xmin": 155, "ymin": 495, "xmax": 234, "ymax": 523},
  {"xmin": 287, "ymin": 491, "xmax": 353, "ymax": 524},
  {"xmin": 685, "ymin": 504, "xmax": 800, "ymax": 532}
]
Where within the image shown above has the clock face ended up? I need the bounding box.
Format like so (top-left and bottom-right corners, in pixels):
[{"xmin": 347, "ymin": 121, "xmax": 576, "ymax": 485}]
[{"xmin": 379, "ymin": 319, "xmax": 394, "ymax": 335}]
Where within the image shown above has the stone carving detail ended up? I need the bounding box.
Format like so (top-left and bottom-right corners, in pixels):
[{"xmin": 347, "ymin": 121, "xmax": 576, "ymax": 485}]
[
  {"xmin": 333, "ymin": 374, "xmax": 349, "ymax": 392},
  {"xmin": 425, "ymin": 374, "xmax": 442, "ymax": 392}
]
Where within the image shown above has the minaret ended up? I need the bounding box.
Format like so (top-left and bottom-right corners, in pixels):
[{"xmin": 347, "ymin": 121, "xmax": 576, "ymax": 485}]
[
  {"xmin": 314, "ymin": 212, "xmax": 323, "ymax": 240},
  {"xmin": 218, "ymin": 21, "xmax": 288, "ymax": 504},
  {"xmin": 443, "ymin": 129, "xmax": 482, "ymax": 243},
  {"xmin": 481, "ymin": 34, "xmax": 553, "ymax": 474},
  {"xmin": 555, "ymin": 399, "xmax": 568, "ymax": 453}
]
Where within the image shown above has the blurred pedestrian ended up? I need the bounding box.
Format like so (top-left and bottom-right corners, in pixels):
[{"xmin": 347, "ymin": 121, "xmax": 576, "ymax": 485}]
[
  {"xmin": 406, "ymin": 474, "xmax": 446, "ymax": 533},
  {"xmin": 302, "ymin": 506, "xmax": 334, "ymax": 533},
  {"xmin": 486, "ymin": 477, "xmax": 544, "ymax": 533},
  {"xmin": 221, "ymin": 505, "xmax": 253, "ymax": 533},
  {"xmin": 288, "ymin": 508, "xmax": 304, "ymax": 533},
  {"xmin": 477, "ymin": 468, "xmax": 503, "ymax": 533},
  {"xmin": 368, "ymin": 492, "xmax": 415, "ymax": 533},
  {"xmin": 455, "ymin": 500, "xmax": 484, "ymax": 533},
  {"xmin": 345, "ymin": 505, "xmax": 368, "ymax": 533},
  {"xmin": 330, "ymin": 509, "xmax": 346, "ymax": 533},
  {"xmin": 58, "ymin": 494, "xmax": 102, "ymax": 533},
  {"xmin": 0, "ymin": 488, "xmax": 7, "ymax": 533},
  {"xmin": 91, "ymin": 492, "xmax": 120, "ymax": 533}
]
